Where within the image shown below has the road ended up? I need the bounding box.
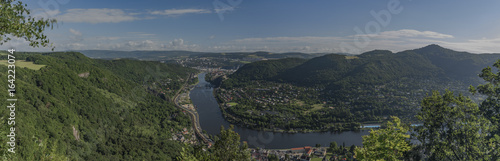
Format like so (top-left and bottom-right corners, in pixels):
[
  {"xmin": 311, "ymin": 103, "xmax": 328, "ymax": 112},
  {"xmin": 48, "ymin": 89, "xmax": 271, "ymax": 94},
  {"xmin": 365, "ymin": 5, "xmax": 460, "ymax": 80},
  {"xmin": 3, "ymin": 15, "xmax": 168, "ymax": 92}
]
[{"xmin": 173, "ymin": 73, "xmax": 212, "ymax": 144}]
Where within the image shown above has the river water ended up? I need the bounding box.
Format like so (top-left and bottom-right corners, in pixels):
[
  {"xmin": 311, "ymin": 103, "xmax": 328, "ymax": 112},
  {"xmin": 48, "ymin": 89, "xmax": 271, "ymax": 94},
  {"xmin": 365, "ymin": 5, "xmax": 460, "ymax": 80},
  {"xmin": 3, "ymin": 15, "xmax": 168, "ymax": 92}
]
[{"xmin": 190, "ymin": 73, "xmax": 370, "ymax": 149}]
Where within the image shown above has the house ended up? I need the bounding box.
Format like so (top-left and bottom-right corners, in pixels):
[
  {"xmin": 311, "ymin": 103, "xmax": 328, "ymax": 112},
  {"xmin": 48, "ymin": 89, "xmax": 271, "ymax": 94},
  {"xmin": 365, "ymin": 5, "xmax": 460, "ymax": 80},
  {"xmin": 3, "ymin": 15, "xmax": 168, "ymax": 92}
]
[
  {"xmin": 291, "ymin": 146, "xmax": 313, "ymax": 156},
  {"xmin": 299, "ymin": 155, "xmax": 311, "ymax": 161},
  {"xmin": 314, "ymin": 149, "xmax": 326, "ymax": 156}
]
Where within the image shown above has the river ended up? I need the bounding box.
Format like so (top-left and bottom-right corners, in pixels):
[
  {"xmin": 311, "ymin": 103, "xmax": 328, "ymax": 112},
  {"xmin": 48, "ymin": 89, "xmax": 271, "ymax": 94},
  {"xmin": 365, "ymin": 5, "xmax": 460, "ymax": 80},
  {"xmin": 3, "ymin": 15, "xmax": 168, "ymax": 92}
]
[{"xmin": 190, "ymin": 73, "xmax": 370, "ymax": 149}]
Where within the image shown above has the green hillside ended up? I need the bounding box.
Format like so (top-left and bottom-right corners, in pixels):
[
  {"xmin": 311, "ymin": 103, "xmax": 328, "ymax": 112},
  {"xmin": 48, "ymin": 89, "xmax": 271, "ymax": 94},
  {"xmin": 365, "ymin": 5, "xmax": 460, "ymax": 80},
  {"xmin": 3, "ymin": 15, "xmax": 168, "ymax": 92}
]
[
  {"xmin": 215, "ymin": 45, "xmax": 500, "ymax": 132},
  {"xmin": 224, "ymin": 58, "xmax": 307, "ymax": 85},
  {"xmin": 227, "ymin": 45, "xmax": 499, "ymax": 86},
  {"xmin": 0, "ymin": 52, "xmax": 197, "ymax": 160}
]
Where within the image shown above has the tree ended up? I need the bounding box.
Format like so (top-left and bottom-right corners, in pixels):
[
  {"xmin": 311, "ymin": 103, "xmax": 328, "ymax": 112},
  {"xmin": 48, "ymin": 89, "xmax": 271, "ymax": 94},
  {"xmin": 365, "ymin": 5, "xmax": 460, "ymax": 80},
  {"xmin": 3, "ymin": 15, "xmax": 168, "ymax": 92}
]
[
  {"xmin": 349, "ymin": 145, "xmax": 356, "ymax": 154},
  {"xmin": 355, "ymin": 116, "xmax": 411, "ymax": 161},
  {"xmin": 211, "ymin": 125, "xmax": 251, "ymax": 161},
  {"xmin": 468, "ymin": 60, "xmax": 500, "ymax": 160},
  {"xmin": 268, "ymin": 154, "xmax": 279, "ymax": 161},
  {"xmin": 0, "ymin": 0, "xmax": 57, "ymax": 49},
  {"xmin": 178, "ymin": 147, "xmax": 199, "ymax": 161},
  {"xmin": 329, "ymin": 141, "xmax": 338, "ymax": 153},
  {"xmin": 471, "ymin": 59, "xmax": 500, "ymax": 137},
  {"xmin": 416, "ymin": 90, "xmax": 496, "ymax": 160}
]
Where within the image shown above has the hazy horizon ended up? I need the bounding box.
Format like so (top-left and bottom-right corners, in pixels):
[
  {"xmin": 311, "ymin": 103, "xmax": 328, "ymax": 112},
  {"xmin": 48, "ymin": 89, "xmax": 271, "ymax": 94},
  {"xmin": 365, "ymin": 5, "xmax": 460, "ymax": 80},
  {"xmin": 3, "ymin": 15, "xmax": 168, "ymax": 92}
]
[{"xmin": 2, "ymin": 0, "xmax": 500, "ymax": 54}]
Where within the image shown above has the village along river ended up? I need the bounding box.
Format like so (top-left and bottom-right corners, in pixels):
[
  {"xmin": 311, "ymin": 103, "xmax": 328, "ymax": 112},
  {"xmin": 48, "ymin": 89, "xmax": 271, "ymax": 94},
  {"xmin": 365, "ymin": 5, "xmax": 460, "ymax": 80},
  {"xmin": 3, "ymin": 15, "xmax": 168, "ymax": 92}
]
[{"xmin": 190, "ymin": 73, "xmax": 370, "ymax": 149}]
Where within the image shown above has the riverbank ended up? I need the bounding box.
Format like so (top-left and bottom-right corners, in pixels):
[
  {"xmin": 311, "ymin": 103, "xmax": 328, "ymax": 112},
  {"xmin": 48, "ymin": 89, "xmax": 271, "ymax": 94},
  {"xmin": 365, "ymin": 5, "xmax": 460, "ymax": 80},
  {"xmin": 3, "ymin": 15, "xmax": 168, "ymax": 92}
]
[
  {"xmin": 191, "ymin": 73, "xmax": 370, "ymax": 149},
  {"xmin": 173, "ymin": 73, "xmax": 211, "ymax": 144}
]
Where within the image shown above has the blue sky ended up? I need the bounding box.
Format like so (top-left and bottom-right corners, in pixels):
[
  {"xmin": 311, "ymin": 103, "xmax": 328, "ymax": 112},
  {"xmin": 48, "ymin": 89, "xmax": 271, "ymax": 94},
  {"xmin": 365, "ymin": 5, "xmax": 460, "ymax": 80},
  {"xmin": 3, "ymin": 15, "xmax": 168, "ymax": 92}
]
[{"xmin": 5, "ymin": 0, "xmax": 500, "ymax": 54}]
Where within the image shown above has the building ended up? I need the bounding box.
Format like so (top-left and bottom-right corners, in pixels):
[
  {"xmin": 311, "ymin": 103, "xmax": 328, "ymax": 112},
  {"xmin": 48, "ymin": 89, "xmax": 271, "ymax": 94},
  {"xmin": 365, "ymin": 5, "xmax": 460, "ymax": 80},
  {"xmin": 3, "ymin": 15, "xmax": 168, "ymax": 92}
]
[{"xmin": 291, "ymin": 146, "xmax": 313, "ymax": 156}]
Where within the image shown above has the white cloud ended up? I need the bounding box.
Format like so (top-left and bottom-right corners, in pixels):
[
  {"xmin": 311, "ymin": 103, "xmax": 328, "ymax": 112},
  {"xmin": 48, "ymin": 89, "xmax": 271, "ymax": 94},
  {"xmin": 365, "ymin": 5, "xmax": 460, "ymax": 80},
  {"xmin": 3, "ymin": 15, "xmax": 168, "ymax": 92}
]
[
  {"xmin": 170, "ymin": 39, "xmax": 184, "ymax": 46},
  {"xmin": 95, "ymin": 36, "xmax": 121, "ymax": 41},
  {"xmin": 125, "ymin": 40, "xmax": 156, "ymax": 49},
  {"xmin": 56, "ymin": 9, "xmax": 140, "ymax": 23},
  {"xmin": 150, "ymin": 9, "xmax": 211, "ymax": 16},
  {"xmin": 0, "ymin": 36, "xmax": 31, "ymax": 50},
  {"xmin": 222, "ymin": 29, "xmax": 456, "ymax": 54},
  {"xmin": 7, "ymin": 26, "xmax": 500, "ymax": 55},
  {"xmin": 436, "ymin": 38, "xmax": 500, "ymax": 54},
  {"xmin": 163, "ymin": 38, "xmax": 200, "ymax": 50},
  {"xmin": 233, "ymin": 36, "xmax": 347, "ymax": 43},
  {"xmin": 32, "ymin": 9, "xmax": 61, "ymax": 20},
  {"xmin": 125, "ymin": 32, "xmax": 157, "ymax": 38},
  {"xmin": 78, "ymin": 38, "xmax": 200, "ymax": 51},
  {"xmin": 64, "ymin": 43, "xmax": 85, "ymax": 50},
  {"xmin": 69, "ymin": 29, "xmax": 83, "ymax": 42},
  {"xmin": 226, "ymin": 36, "xmax": 349, "ymax": 53},
  {"xmin": 69, "ymin": 29, "xmax": 82, "ymax": 36},
  {"xmin": 358, "ymin": 29, "xmax": 454, "ymax": 39}
]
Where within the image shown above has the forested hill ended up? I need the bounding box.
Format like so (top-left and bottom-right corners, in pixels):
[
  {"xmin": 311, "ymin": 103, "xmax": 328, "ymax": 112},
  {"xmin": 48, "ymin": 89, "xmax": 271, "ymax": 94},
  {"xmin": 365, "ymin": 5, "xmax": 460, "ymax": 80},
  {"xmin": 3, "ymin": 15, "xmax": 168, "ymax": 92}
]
[
  {"xmin": 225, "ymin": 44, "xmax": 500, "ymax": 87},
  {"xmin": 215, "ymin": 45, "xmax": 500, "ymax": 132},
  {"xmin": 0, "ymin": 52, "xmax": 197, "ymax": 160},
  {"xmin": 228, "ymin": 58, "xmax": 308, "ymax": 81}
]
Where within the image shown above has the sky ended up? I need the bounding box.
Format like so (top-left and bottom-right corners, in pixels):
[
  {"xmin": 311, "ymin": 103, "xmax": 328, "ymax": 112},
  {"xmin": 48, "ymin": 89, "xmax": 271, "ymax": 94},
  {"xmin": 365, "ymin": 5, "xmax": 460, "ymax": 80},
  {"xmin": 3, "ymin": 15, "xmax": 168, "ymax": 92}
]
[{"xmin": 3, "ymin": 0, "xmax": 500, "ymax": 54}]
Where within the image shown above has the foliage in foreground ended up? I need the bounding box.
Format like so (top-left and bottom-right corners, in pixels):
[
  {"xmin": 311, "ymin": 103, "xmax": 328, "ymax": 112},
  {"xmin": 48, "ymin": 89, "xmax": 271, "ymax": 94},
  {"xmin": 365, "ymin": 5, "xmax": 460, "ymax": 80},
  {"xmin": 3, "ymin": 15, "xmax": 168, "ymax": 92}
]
[
  {"xmin": 415, "ymin": 90, "xmax": 496, "ymax": 160},
  {"xmin": 0, "ymin": 0, "xmax": 57, "ymax": 49},
  {"xmin": 355, "ymin": 116, "xmax": 411, "ymax": 161},
  {"xmin": 357, "ymin": 60, "xmax": 500, "ymax": 161}
]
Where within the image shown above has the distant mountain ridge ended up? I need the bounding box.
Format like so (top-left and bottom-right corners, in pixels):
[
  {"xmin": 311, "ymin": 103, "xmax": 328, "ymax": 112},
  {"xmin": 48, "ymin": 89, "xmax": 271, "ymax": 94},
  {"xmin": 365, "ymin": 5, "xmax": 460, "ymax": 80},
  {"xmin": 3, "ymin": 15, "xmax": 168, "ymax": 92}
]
[
  {"xmin": 226, "ymin": 44, "xmax": 500, "ymax": 87},
  {"xmin": 78, "ymin": 50, "xmax": 329, "ymax": 61},
  {"xmin": 77, "ymin": 50, "xmax": 205, "ymax": 59}
]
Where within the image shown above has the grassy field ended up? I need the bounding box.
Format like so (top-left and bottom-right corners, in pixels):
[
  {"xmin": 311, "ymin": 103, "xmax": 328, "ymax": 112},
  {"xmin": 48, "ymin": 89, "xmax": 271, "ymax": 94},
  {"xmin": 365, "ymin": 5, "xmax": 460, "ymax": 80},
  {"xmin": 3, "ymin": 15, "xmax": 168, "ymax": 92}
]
[
  {"xmin": 247, "ymin": 54, "xmax": 263, "ymax": 58},
  {"xmin": 294, "ymin": 99, "xmax": 324, "ymax": 114},
  {"xmin": 0, "ymin": 60, "xmax": 46, "ymax": 70},
  {"xmin": 310, "ymin": 104, "xmax": 324, "ymax": 111},
  {"xmin": 345, "ymin": 56, "xmax": 359, "ymax": 59},
  {"xmin": 304, "ymin": 104, "xmax": 324, "ymax": 114},
  {"xmin": 311, "ymin": 158, "xmax": 323, "ymax": 161},
  {"xmin": 292, "ymin": 100, "xmax": 305, "ymax": 106},
  {"xmin": 227, "ymin": 102, "xmax": 238, "ymax": 106},
  {"xmin": 325, "ymin": 152, "xmax": 332, "ymax": 160}
]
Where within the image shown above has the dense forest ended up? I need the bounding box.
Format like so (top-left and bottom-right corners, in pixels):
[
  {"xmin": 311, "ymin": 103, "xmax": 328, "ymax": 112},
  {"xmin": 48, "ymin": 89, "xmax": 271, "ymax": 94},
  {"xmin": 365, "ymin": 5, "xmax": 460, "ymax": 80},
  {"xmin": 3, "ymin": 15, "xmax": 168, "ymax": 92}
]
[
  {"xmin": 0, "ymin": 52, "xmax": 202, "ymax": 160},
  {"xmin": 215, "ymin": 45, "xmax": 500, "ymax": 132},
  {"xmin": 226, "ymin": 45, "xmax": 499, "ymax": 87}
]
